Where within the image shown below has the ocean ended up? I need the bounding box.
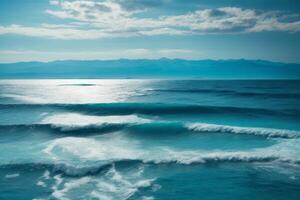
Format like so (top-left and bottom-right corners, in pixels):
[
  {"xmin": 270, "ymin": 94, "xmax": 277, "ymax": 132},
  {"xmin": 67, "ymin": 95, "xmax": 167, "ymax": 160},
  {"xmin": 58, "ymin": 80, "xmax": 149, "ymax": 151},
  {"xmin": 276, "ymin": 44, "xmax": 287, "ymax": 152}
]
[{"xmin": 0, "ymin": 79, "xmax": 300, "ymax": 200}]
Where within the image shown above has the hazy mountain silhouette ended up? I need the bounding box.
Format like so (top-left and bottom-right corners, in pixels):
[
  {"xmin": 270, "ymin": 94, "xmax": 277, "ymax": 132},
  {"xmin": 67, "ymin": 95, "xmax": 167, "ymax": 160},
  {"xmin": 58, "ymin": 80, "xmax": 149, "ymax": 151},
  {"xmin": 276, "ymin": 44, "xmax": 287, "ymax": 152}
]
[{"xmin": 0, "ymin": 58, "xmax": 299, "ymax": 79}]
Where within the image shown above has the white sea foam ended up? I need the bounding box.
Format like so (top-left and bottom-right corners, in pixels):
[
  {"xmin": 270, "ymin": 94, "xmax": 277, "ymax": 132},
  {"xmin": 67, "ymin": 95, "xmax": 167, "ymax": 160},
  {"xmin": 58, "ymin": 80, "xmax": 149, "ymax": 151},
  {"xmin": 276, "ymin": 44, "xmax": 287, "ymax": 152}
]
[
  {"xmin": 37, "ymin": 180, "xmax": 47, "ymax": 188},
  {"xmin": 43, "ymin": 140, "xmax": 297, "ymax": 199},
  {"xmin": 186, "ymin": 123, "xmax": 300, "ymax": 138},
  {"xmin": 90, "ymin": 191, "xmax": 112, "ymax": 200},
  {"xmin": 49, "ymin": 165, "xmax": 157, "ymax": 200},
  {"xmin": 146, "ymin": 149, "xmax": 278, "ymax": 165},
  {"xmin": 44, "ymin": 134, "xmax": 141, "ymax": 161},
  {"xmin": 42, "ymin": 170, "xmax": 51, "ymax": 180},
  {"xmin": 44, "ymin": 134, "xmax": 300, "ymax": 170},
  {"xmin": 36, "ymin": 170, "xmax": 50, "ymax": 188},
  {"xmin": 144, "ymin": 138, "xmax": 300, "ymax": 165},
  {"xmin": 40, "ymin": 135, "xmax": 300, "ymax": 199},
  {"xmin": 174, "ymin": 138, "xmax": 299, "ymax": 164},
  {"xmin": 97, "ymin": 165, "xmax": 156, "ymax": 200},
  {"xmin": 39, "ymin": 124, "xmax": 296, "ymax": 182},
  {"xmin": 52, "ymin": 174, "xmax": 63, "ymax": 188},
  {"xmin": 43, "ymin": 135, "xmax": 157, "ymax": 199},
  {"xmin": 41, "ymin": 113, "xmax": 151, "ymax": 131},
  {"xmin": 52, "ymin": 176, "xmax": 92, "ymax": 200},
  {"xmin": 141, "ymin": 196, "xmax": 155, "ymax": 200},
  {"xmin": 5, "ymin": 173, "xmax": 20, "ymax": 179}
]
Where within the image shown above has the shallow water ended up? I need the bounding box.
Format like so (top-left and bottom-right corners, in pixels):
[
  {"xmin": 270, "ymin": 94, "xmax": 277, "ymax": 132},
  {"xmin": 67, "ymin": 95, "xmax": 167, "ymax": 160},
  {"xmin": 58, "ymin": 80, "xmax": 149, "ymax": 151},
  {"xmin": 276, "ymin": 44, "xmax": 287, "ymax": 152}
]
[{"xmin": 0, "ymin": 79, "xmax": 300, "ymax": 200}]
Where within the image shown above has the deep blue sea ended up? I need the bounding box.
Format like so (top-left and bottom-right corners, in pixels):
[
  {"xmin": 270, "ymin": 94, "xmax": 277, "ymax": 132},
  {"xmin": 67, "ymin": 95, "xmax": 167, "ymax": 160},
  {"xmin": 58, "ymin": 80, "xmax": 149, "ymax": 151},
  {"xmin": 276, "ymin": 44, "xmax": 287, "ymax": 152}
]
[{"xmin": 0, "ymin": 79, "xmax": 300, "ymax": 200}]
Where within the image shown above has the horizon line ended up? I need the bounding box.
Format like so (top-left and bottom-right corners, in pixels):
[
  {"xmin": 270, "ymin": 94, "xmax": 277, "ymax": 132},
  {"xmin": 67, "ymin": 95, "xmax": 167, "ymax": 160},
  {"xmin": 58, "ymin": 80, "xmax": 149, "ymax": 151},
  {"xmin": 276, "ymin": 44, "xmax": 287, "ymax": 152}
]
[{"xmin": 0, "ymin": 58, "xmax": 299, "ymax": 65}]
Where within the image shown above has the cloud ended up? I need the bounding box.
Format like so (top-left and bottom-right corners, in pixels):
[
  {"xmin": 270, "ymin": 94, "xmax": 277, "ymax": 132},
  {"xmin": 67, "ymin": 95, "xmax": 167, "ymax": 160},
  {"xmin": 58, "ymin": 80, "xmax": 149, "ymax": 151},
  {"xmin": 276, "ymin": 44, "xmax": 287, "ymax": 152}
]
[
  {"xmin": 0, "ymin": 49, "xmax": 202, "ymax": 62},
  {"xmin": 116, "ymin": 0, "xmax": 172, "ymax": 11},
  {"xmin": 49, "ymin": 0, "xmax": 60, "ymax": 5},
  {"xmin": 41, "ymin": 23, "xmax": 79, "ymax": 28},
  {"xmin": 0, "ymin": 24, "xmax": 112, "ymax": 39},
  {"xmin": 0, "ymin": 0, "xmax": 299, "ymax": 39}
]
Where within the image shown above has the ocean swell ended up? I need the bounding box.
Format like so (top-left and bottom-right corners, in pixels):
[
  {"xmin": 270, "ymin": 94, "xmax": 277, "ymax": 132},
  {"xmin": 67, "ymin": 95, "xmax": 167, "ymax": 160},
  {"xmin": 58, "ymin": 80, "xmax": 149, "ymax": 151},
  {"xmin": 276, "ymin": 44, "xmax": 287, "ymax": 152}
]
[
  {"xmin": 36, "ymin": 136, "xmax": 300, "ymax": 177},
  {"xmin": 1, "ymin": 103, "xmax": 299, "ymax": 117},
  {"xmin": 1, "ymin": 150, "xmax": 299, "ymax": 178},
  {"xmin": 187, "ymin": 123, "xmax": 300, "ymax": 139},
  {"xmin": 1, "ymin": 120, "xmax": 299, "ymax": 139},
  {"xmin": 1, "ymin": 121, "xmax": 299, "ymax": 139}
]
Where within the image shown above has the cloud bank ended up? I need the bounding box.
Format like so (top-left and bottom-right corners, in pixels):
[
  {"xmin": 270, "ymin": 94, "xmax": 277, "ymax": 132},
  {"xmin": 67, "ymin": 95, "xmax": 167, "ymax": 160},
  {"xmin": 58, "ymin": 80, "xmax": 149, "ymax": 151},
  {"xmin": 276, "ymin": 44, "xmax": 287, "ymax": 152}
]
[{"xmin": 0, "ymin": 0, "xmax": 300, "ymax": 39}]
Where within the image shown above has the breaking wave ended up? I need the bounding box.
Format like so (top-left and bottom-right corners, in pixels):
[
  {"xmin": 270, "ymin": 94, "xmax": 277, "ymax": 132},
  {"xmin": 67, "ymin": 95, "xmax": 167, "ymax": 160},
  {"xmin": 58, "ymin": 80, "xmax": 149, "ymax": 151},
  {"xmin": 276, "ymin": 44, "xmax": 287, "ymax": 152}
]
[
  {"xmin": 186, "ymin": 123, "xmax": 300, "ymax": 138},
  {"xmin": 1, "ymin": 150, "xmax": 299, "ymax": 177},
  {"xmin": 16, "ymin": 136, "xmax": 295, "ymax": 177},
  {"xmin": 1, "ymin": 120, "xmax": 299, "ymax": 139}
]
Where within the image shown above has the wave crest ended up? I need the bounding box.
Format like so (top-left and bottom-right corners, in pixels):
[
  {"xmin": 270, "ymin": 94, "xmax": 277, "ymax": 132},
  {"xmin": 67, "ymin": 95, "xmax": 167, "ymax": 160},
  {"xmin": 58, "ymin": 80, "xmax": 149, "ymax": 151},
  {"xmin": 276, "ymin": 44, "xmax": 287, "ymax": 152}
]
[
  {"xmin": 1, "ymin": 121, "xmax": 299, "ymax": 139},
  {"xmin": 187, "ymin": 123, "xmax": 300, "ymax": 138}
]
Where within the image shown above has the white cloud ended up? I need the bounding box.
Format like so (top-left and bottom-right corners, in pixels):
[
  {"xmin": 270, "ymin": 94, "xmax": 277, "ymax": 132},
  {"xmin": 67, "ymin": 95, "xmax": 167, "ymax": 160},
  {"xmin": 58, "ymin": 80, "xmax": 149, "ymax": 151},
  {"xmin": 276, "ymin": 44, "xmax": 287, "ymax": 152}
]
[
  {"xmin": 248, "ymin": 18, "xmax": 300, "ymax": 32},
  {"xmin": 41, "ymin": 23, "xmax": 79, "ymax": 28},
  {"xmin": 0, "ymin": 49, "xmax": 202, "ymax": 62},
  {"xmin": 0, "ymin": 0, "xmax": 299, "ymax": 39},
  {"xmin": 0, "ymin": 24, "xmax": 112, "ymax": 39},
  {"xmin": 49, "ymin": 0, "xmax": 60, "ymax": 5}
]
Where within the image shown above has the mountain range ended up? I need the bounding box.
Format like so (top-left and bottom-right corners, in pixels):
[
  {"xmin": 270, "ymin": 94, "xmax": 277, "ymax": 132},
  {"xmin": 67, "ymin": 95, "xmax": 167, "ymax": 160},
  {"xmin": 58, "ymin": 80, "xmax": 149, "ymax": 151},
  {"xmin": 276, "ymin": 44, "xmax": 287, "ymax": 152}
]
[{"xmin": 0, "ymin": 58, "xmax": 299, "ymax": 79}]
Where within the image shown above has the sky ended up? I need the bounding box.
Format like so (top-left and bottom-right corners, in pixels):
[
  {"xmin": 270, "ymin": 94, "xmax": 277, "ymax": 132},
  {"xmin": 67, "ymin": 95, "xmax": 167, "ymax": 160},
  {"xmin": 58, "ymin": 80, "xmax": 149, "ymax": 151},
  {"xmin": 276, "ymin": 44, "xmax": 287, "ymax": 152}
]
[{"xmin": 0, "ymin": 0, "xmax": 299, "ymax": 63}]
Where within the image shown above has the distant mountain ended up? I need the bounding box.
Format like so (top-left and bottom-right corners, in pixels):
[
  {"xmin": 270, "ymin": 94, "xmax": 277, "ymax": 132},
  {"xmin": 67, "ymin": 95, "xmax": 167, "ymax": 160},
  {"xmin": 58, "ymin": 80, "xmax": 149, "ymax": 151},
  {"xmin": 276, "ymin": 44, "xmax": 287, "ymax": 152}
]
[{"xmin": 0, "ymin": 59, "xmax": 299, "ymax": 79}]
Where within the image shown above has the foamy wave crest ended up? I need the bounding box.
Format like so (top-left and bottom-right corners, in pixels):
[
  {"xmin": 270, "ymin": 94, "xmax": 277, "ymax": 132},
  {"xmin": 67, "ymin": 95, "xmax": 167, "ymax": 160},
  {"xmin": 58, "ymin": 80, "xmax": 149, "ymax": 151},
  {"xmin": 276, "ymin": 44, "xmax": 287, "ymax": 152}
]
[
  {"xmin": 49, "ymin": 165, "xmax": 157, "ymax": 200},
  {"xmin": 43, "ymin": 136, "xmax": 300, "ymax": 170},
  {"xmin": 145, "ymin": 149, "xmax": 280, "ymax": 165},
  {"xmin": 41, "ymin": 113, "xmax": 151, "ymax": 131},
  {"xmin": 4, "ymin": 139, "xmax": 299, "ymax": 178},
  {"xmin": 43, "ymin": 149, "xmax": 299, "ymax": 174},
  {"xmin": 186, "ymin": 123, "xmax": 300, "ymax": 138},
  {"xmin": 153, "ymin": 138, "xmax": 300, "ymax": 165},
  {"xmin": 43, "ymin": 135, "xmax": 142, "ymax": 162},
  {"xmin": 146, "ymin": 142, "xmax": 300, "ymax": 165}
]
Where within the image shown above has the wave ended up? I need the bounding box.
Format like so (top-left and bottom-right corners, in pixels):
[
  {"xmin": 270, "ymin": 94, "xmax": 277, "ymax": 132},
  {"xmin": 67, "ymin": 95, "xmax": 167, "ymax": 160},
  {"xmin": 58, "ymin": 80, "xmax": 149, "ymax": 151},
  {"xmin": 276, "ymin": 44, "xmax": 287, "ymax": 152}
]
[
  {"xmin": 42, "ymin": 136, "xmax": 300, "ymax": 174},
  {"xmin": 1, "ymin": 152, "xmax": 299, "ymax": 177},
  {"xmin": 0, "ymin": 110, "xmax": 166, "ymax": 136},
  {"xmin": 0, "ymin": 124, "xmax": 127, "ymax": 136},
  {"xmin": 50, "ymin": 164, "xmax": 156, "ymax": 200},
  {"xmin": 1, "ymin": 103, "xmax": 299, "ymax": 117},
  {"xmin": 1, "ymin": 120, "xmax": 299, "ymax": 139},
  {"xmin": 40, "ymin": 113, "xmax": 151, "ymax": 131},
  {"xmin": 1, "ymin": 162, "xmax": 156, "ymax": 200},
  {"xmin": 186, "ymin": 123, "xmax": 300, "ymax": 139},
  {"xmin": 1, "ymin": 134, "xmax": 300, "ymax": 177},
  {"xmin": 148, "ymin": 89, "xmax": 300, "ymax": 99},
  {"xmin": 0, "ymin": 161, "xmax": 144, "ymax": 178},
  {"xmin": 0, "ymin": 162, "xmax": 114, "ymax": 177},
  {"xmin": 0, "ymin": 113, "xmax": 151, "ymax": 135}
]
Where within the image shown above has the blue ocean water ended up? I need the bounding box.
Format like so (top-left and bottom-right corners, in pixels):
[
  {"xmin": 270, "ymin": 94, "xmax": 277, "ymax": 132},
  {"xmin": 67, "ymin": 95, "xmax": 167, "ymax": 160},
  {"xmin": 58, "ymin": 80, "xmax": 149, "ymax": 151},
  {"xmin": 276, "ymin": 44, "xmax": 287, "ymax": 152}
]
[{"xmin": 0, "ymin": 79, "xmax": 300, "ymax": 200}]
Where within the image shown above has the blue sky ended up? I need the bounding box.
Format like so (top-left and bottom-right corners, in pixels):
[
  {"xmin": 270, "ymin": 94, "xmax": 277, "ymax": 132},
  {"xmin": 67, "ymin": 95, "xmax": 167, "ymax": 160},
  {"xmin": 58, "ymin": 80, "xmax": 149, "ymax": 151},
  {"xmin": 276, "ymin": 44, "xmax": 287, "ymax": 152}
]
[{"xmin": 0, "ymin": 0, "xmax": 299, "ymax": 63}]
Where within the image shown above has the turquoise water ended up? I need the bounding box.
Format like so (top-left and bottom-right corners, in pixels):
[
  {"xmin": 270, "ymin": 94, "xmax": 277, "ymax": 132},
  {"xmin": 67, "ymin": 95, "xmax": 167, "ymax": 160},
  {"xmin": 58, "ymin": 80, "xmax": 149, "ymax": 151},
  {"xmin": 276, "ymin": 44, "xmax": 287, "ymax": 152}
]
[{"xmin": 0, "ymin": 79, "xmax": 300, "ymax": 200}]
